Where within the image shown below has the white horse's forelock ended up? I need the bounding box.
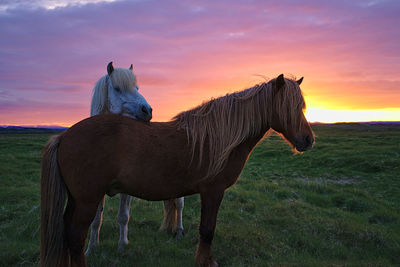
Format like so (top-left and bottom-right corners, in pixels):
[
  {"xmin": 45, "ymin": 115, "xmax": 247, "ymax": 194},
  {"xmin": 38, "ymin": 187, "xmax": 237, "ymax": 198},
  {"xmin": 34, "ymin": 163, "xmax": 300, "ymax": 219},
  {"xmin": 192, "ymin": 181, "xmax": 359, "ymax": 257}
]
[{"xmin": 90, "ymin": 68, "xmax": 138, "ymax": 116}]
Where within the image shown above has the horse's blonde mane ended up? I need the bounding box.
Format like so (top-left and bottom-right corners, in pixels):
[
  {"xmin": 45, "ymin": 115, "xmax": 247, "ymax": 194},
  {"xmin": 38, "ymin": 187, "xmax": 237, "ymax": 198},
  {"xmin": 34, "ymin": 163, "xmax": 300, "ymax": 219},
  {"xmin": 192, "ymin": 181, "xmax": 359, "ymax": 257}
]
[
  {"xmin": 172, "ymin": 77, "xmax": 305, "ymax": 178},
  {"xmin": 90, "ymin": 68, "xmax": 137, "ymax": 116}
]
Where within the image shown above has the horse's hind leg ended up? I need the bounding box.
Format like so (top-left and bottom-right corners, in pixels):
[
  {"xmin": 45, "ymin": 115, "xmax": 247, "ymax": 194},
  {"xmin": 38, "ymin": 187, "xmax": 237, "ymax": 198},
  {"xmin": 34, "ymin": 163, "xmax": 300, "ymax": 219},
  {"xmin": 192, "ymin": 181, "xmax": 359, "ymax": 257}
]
[
  {"xmin": 65, "ymin": 198, "xmax": 99, "ymax": 267},
  {"xmin": 175, "ymin": 197, "xmax": 185, "ymax": 239},
  {"xmin": 160, "ymin": 199, "xmax": 177, "ymax": 234},
  {"xmin": 118, "ymin": 193, "xmax": 132, "ymax": 252},
  {"xmin": 85, "ymin": 195, "xmax": 106, "ymax": 255}
]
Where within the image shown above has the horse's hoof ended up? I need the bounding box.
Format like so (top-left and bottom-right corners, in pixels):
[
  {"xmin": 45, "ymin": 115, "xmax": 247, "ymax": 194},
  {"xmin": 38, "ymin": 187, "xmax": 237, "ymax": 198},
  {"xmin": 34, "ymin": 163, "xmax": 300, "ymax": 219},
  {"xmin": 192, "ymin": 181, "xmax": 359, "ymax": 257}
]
[
  {"xmin": 210, "ymin": 259, "xmax": 218, "ymax": 267},
  {"xmin": 175, "ymin": 229, "xmax": 184, "ymax": 240},
  {"xmin": 85, "ymin": 245, "xmax": 96, "ymax": 256},
  {"xmin": 197, "ymin": 261, "xmax": 218, "ymax": 267},
  {"xmin": 118, "ymin": 241, "xmax": 129, "ymax": 253},
  {"xmin": 196, "ymin": 257, "xmax": 218, "ymax": 266},
  {"xmin": 117, "ymin": 245, "xmax": 125, "ymax": 253},
  {"xmin": 85, "ymin": 248, "xmax": 92, "ymax": 256}
]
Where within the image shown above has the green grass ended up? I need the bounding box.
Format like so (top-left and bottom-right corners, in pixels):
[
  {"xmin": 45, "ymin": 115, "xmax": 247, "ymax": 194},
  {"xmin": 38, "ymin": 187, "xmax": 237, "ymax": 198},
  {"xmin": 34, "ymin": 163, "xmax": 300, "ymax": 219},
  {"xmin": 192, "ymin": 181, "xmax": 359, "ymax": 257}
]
[{"xmin": 0, "ymin": 124, "xmax": 399, "ymax": 266}]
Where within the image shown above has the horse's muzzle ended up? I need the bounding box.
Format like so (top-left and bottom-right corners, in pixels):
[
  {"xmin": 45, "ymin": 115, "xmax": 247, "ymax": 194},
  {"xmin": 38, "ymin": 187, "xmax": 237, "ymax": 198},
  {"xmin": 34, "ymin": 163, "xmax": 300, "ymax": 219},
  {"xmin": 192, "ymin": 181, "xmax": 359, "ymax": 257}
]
[
  {"xmin": 294, "ymin": 135, "xmax": 314, "ymax": 152},
  {"xmin": 139, "ymin": 105, "xmax": 152, "ymax": 122}
]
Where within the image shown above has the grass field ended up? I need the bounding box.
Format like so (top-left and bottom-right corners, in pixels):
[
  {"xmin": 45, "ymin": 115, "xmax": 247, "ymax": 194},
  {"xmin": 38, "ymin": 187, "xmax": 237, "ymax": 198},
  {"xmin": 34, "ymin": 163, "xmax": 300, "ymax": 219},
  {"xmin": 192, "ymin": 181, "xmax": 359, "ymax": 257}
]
[{"xmin": 0, "ymin": 124, "xmax": 399, "ymax": 266}]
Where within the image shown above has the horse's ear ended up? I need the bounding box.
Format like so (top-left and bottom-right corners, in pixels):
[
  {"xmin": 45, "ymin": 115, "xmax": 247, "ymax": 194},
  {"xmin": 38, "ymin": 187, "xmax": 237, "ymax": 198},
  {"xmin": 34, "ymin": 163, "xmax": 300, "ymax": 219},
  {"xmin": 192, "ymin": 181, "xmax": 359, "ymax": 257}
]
[
  {"xmin": 276, "ymin": 74, "xmax": 285, "ymax": 90},
  {"xmin": 107, "ymin": 62, "xmax": 114, "ymax": 75},
  {"xmin": 129, "ymin": 64, "xmax": 133, "ymax": 71},
  {"xmin": 297, "ymin": 77, "xmax": 304, "ymax": 85}
]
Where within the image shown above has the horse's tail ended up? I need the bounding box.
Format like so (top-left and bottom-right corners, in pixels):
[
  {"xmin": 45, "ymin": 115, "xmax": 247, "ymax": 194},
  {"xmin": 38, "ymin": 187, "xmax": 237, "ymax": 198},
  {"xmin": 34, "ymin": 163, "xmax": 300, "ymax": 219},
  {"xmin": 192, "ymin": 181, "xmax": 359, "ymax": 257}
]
[
  {"xmin": 40, "ymin": 134, "xmax": 69, "ymax": 267},
  {"xmin": 160, "ymin": 199, "xmax": 177, "ymax": 233}
]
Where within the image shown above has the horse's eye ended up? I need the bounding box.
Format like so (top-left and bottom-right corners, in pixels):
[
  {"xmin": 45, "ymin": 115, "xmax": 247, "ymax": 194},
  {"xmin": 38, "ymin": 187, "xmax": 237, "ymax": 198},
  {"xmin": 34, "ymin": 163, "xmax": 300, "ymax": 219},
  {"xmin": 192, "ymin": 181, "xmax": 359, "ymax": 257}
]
[
  {"xmin": 136, "ymin": 86, "xmax": 139, "ymax": 91},
  {"xmin": 114, "ymin": 87, "xmax": 121, "ymax": 92}
]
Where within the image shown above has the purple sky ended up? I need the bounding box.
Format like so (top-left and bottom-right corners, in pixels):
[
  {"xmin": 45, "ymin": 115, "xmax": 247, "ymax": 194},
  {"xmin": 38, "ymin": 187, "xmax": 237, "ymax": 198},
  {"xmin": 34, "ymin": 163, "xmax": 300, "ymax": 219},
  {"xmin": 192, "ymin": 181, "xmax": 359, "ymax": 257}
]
[{"xmin": 1, "ymin": 0, "xmax": 399, "ymax": 125}]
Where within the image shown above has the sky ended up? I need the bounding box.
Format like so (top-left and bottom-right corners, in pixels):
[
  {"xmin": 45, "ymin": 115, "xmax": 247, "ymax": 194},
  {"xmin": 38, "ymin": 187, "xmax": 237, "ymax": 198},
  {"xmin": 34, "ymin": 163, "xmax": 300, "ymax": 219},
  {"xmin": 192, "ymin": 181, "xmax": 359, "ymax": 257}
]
[{"xmin": 0, "ymin": 0, "xmax": 399, "ymax": 126}]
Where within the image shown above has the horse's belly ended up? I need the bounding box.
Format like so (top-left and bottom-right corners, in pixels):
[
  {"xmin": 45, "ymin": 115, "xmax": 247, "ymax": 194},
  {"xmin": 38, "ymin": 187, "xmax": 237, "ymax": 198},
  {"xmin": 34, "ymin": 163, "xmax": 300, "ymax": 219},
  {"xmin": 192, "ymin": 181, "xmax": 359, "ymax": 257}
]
[{"xmin": 117, "ymin": 170, "xmax": 199, "ymax": 201}]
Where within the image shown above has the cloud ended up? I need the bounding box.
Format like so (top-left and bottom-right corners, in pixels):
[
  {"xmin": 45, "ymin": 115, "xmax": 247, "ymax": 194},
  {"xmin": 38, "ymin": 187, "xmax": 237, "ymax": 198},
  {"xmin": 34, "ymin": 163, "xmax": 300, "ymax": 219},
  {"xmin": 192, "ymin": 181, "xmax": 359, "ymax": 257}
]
[
  {"xmin": 0, "ymin": 0, "xmax": 121, "ymax": 12},
  {"xmin": 0, "ymin": 0, "xmax": 399, "ymax": 125}
]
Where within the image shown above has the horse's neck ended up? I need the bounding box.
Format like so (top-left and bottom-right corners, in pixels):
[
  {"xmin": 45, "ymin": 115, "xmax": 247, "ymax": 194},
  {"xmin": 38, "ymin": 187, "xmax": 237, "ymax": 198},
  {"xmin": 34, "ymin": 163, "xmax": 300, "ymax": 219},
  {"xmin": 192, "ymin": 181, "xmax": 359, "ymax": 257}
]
[
  {"xmin": 216, "ymin": 129, "xmax": 270, "ymax": 188},
  {"xmin": 241, "ymin": 129, "xmax": 269, "ymax": 154},
  {"xmin": 235, "ymin": 114, "xmax": 273, "ymax": 163}
]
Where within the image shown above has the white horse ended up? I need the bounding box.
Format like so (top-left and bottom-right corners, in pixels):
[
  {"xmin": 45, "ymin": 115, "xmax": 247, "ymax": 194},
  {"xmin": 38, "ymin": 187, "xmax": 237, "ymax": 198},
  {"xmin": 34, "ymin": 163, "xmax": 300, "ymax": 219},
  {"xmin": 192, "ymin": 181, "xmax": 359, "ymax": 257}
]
[{"xmin": 86, "ymin": 62, "xmax": 185, "ymax": 255}]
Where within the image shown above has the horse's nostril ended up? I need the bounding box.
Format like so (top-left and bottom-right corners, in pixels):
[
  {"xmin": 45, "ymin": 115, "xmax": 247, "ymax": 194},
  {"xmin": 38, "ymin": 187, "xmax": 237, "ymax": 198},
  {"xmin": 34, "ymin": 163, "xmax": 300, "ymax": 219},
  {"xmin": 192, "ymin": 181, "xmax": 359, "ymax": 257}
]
[
  {"xmin": 305, "ymin": 135, "xmax": 313, "ymax": 145},
  {"xmin": 141, "ymin": 106, "xmax": 148, "ymax": 115},
  {"xmin": 149, "ymin": 108, "xmax": 153, "ymax": 114}
]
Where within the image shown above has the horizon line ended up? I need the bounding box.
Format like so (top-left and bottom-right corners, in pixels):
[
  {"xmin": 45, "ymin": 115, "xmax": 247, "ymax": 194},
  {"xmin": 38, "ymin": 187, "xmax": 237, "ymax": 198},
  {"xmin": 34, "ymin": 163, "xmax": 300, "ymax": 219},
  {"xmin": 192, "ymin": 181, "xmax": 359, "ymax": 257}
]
[{"xmin": 2, "ymin": 120, "xmax": 400, "ymax": 129}]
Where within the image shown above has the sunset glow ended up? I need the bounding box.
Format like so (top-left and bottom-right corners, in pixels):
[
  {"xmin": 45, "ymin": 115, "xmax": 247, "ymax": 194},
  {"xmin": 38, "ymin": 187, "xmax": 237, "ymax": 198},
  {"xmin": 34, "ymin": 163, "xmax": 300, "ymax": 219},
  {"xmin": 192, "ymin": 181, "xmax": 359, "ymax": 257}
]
[
  {"xmin": 305, "ymin": 108, "xmax": 400, "ymax": 123},
  {"xmin": 0, "ymin": 0, "xmax": 399, "ymax": 127}
]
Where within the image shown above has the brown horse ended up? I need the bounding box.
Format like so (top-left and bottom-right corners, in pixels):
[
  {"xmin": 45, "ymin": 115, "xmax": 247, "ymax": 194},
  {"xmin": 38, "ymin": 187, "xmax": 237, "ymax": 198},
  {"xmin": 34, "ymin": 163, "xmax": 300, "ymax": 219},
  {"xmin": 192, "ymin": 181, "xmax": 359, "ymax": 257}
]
[{"xmin": 40, "ymin": 74, "xmax": 314, "ymax": 266}]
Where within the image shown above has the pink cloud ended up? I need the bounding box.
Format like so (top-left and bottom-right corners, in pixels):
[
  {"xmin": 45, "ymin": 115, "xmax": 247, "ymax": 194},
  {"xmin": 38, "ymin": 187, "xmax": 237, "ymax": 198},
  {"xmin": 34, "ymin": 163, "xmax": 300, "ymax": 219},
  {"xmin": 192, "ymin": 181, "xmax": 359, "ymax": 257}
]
[{"xmin": 0, "ymin": 0, "xmax": 399, "ymax": 125}]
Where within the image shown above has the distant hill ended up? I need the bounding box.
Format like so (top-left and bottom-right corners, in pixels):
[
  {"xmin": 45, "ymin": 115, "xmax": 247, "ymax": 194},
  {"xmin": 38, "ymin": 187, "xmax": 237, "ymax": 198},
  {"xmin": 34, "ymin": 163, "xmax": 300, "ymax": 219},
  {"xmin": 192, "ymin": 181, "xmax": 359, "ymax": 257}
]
[
  {"xmin": 310, "ymin": 121, "xmax": 400, "ymax": 132},
  {"xmin": 310, "ymin": 121, "xmax": 400, "ymax": 125},
  {"xmin": 0, "ymin": 125, "xmax": 68, "ymax": 133}
]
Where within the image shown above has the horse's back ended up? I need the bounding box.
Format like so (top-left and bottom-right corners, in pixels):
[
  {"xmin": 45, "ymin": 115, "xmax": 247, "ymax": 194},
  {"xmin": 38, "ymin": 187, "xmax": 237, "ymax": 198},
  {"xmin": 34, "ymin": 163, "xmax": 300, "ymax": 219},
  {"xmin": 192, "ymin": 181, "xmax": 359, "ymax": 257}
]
[
  {"xmin": 60, "ymin": 114, "xmax": 154, "ymax": 149},
  {"xmin": 57, "ymin": 114, "xmax": 196, "ymax": 201}
]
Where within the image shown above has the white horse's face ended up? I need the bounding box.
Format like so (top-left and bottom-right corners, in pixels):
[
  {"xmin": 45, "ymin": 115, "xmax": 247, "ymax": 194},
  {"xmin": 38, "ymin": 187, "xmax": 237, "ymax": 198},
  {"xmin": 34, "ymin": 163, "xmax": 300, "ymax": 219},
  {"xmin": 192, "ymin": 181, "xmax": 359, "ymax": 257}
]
[
  {"xmin": 107, "ymin": 67, "xmax": 152, "ymax": 122},
  {"xmin": 108, "ymin": 83, "xmax": 152, "ymax": 122}
]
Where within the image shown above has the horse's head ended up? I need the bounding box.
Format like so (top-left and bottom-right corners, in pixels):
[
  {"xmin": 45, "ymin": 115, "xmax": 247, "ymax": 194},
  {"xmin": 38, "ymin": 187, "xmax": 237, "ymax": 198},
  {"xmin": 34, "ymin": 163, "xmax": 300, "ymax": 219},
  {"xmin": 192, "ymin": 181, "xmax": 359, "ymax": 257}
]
[
  {"xmin": 106, "ymin": 62, "xmax": 152, "ymax": 122},
  {"xmin": 269, "ymin": 74, "xmax": 314, "ymax": 152}
]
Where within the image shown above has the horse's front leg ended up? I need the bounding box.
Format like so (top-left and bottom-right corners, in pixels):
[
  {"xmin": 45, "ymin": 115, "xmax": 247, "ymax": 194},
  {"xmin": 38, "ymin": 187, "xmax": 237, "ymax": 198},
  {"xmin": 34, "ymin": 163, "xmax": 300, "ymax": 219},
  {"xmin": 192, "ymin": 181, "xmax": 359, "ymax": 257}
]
[
  {"xmin": 175, "ymin": 197, "xmax": 185, "ymax": 239},
  {"xmin": 118, "ymin": 193, "xmax": 133, "ymax": 252},
  {"xmin": 195, "ymin": 189, "xmax": 224, "ymax": 267}
]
